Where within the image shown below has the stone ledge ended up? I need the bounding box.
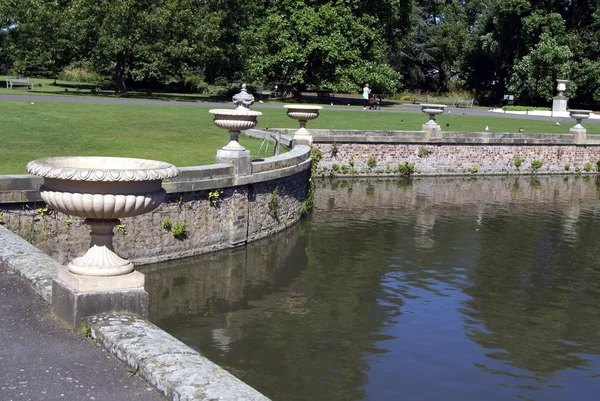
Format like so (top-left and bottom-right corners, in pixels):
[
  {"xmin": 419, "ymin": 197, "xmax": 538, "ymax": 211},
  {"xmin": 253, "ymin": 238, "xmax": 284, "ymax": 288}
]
[
  {"xmin": 86, "ymin": 314, "xmax": 270, "ymax": 401},
  {"xmin": 0, "ymin": 225, "xmax": 58, "ymax": 302}
]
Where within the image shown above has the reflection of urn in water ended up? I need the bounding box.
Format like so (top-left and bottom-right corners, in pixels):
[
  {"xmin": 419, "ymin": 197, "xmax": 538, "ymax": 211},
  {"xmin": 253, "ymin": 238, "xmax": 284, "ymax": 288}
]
[{"xmin": 27, "ymin": 156, "xmax": 179, "ymax": 276}]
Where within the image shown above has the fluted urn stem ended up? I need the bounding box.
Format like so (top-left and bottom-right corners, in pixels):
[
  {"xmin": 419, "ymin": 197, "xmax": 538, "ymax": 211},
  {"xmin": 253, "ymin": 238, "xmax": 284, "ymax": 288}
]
[{"xmin": 68, "ymin": 219, "xmax": 133, "ymax": 276}]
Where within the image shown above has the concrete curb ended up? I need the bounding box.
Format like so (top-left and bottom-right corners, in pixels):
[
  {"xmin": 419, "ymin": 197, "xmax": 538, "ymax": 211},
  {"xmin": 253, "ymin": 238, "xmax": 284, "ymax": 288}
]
[{"xmin": 0, "ymin": 226, "xmax": 271, "ymax": 401}]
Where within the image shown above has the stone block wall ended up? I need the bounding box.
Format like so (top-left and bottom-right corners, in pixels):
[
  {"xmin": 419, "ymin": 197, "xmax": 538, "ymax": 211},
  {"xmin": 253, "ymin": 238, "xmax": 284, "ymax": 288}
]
[
  {"xmin": 0, "ymin": 146, "xmax": 312, "ymax": 266},
  {"xmin": 269, "ymin": 128, "xmax": 600, "ymax": 175}
]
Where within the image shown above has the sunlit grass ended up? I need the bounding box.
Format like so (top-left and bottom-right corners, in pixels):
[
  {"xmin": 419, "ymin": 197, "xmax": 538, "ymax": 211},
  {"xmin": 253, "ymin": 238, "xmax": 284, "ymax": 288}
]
[{"xmin": 0, "ymin": 100, "xmax": 595, "ymax": 174}]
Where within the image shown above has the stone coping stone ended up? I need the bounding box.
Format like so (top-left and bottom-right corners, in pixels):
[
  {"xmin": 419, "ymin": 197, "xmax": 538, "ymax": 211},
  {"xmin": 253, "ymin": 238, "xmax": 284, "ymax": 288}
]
[
  {"xmin": 0, "ymin": 225, "xmax": 271, "ymax": 400},
  {"xmin": 269, "ymin": 128, "xmax": 583, "ymax": 146},
  {"xmin": 252, "ymin": 145, "xmax": 311, "ymax": 173},
  {"xmin": 0, "ymin": 225, "xmax": 58, "ymax": 302},
  {"xmin": 86, "ymin": 314, "xmax": 270, "ymax": 401}
]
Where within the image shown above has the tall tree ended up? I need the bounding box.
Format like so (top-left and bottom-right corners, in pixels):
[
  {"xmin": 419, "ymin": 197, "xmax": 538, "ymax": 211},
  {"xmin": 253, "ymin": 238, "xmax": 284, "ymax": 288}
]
[{"xmin": 242, "ymin": 0, "xmax": 401, "ymax": 95}]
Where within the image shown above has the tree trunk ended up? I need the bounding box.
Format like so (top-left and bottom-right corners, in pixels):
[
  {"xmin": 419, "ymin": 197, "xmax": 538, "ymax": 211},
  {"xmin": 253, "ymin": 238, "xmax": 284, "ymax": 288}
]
[{"xmin": 115, "ymin": 55, "xmax": 127, "ymax": 94}]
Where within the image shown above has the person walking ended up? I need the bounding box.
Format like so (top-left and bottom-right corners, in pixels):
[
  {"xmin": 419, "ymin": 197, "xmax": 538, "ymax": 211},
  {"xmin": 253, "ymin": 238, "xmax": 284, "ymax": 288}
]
[{"xmin": 362, "ymin": 83, "xmax": 371, "ymax": 110}]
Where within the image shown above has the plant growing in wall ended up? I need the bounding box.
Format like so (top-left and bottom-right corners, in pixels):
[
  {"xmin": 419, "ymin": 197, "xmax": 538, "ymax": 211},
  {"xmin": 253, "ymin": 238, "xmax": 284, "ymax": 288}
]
[
  {"xmin": 330, "ymin": 141, "xmax": 339, "ymax": 159},
  {"xmin": 116, "ymin": 221, "xmax": 127, "ymax": 235},
  {"xmin": 565, "ymin": 164, "xmax": 570, "ymax": 171},
  {"xmin": 596, "ymin": 160, "xmax": 600, "ymax": 171},
  {"xmin": 418, "ymin": 147, "xmax": 433, "ymax": 158},
  {"xmin": 36, "ymin": 204, "xmax": 52, "ymax": 217},
  {"xmin": 208, "ymin": 189, "xmax": 223, "ymax": 207},
  {"xmin": 349, "ymin": 155, "xmax": 355, "ymax": 168},
  {"xmin": 171, "ymin": 221, "xmax": 188, "ymax": 239},
  {"xmin": 584, "ymin": 163, "xmax": 593, "ymax": 172},
  {"xmin": 332, "ymin": 163, "xmax": 340, "ymax": 173},
  {"xmin": 513, "ymin": 156, "xmax": 523, "ymax": 170},
  {"xmin": 269, "ymin": 187, "xmax": 279, "ymax": 217},
  {"xmin": 531, "ymin": 160, "xmax": 543, "ymax": 172},
  {"xmin": 0, "ymin": 211, "xmax": 4, "ymax": 225},
  {"xmin": 395, "ymin": 162, "xmax": 415, "ymax": 177},
  {"xmin": 367, "ymin": 156, "xmax": 377, "ymax": 169},
  {"xmin": 300, "ymin": 149, "xmax": 322, "ymax": 216},
  {"xmin": 162, "ymin": 218, "xmax": 172, "ymax": 230},
  {"xmin": 64, "ymin": 216, "xmax": 73, "ymax": 227}
]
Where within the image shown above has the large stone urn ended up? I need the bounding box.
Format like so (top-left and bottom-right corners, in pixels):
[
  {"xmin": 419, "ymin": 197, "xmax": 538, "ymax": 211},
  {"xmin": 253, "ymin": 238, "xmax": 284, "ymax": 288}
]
[
  {"xmin": 420, "ymin": 104, "xmax": 446, "ymax": 138},
  {"xmin": 283, "ymin": 104, "xmax": 322, "ymax": 145},
  {"xmin": 569, "ymin": 109, "xmax": 592, "ymax": 143},
  {"xmin": 27, "ymin": 156, "xmax": 179, "ymax": 277},
  {"xmin": 27, "ymin": 156, "xmax": 178, "ymax": 328},
  {"xmin": 209, "ymin": 108, "xmax": 262, "ymax": 176},
  {"xmin": 553, "ymin": 79, "xmax": 569, "ymax": 115}
]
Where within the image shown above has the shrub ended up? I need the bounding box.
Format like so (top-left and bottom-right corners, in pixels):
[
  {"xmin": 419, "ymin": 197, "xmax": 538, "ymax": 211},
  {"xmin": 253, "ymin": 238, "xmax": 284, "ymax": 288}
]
[
  {"xmin": 584, "ymin": 162, "xmax": 593, "ymax": 172},
  {"xmin": 171, "ymin": 221, "xmax": 188, "ymax": 239},
  {"xmin": 514, "ymin": 156, "xmax": 523, "ymax": 169},
  {"xmin": 58, "ymin": 65, "xmax": 99, "ymax": 83},
  {"xmin": 367, "ymin": 156, "xmax": 377, "ymax": 169},
  {"xmin": 531, "ymin": 160, "xmax": 543, "ymax": 172}
]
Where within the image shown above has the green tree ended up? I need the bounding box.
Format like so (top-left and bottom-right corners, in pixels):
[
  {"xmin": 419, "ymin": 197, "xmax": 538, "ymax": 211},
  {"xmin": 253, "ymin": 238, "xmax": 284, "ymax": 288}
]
[
  {"xmin": 243, "ymin": 0, "xmax": 401, "ymax": 95},
  {"xmin": 64, "ymin": 0, "xmax": 222, "ymax": 93},
  {"xmin": 507, "ymin": 33, "xmax": 573, "ymax": 103}
]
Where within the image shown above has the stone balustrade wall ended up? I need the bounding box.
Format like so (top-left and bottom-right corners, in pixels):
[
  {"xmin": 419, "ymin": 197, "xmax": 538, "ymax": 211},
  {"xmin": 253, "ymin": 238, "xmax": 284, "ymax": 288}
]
[
  {"xmin": 270, "ymin": 129, "xmax": 600, "ymax": 175},
  {"xmin": 0, "ymin": 146, "xmax": 312, "ymax": 266}
]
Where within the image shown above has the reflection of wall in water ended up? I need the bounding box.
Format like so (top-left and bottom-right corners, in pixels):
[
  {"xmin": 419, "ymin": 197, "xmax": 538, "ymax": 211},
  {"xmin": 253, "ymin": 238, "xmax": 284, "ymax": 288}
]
[
  {"xmin": 141, "ymin": 221, "xmax": 308, "ymax": 322},
  {"xmin": 315, "ymin": 176, "xmax": 600, "ymax": 214}
]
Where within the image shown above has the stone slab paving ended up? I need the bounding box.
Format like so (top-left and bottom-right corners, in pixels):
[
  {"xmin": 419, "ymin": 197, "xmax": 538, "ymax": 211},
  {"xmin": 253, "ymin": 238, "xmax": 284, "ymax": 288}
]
[{"xmin": 0, "ymin": 265, "xmax": 165, "ymax": 401}]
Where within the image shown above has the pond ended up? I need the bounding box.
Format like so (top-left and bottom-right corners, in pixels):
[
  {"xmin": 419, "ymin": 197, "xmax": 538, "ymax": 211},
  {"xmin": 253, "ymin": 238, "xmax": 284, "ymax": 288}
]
[{"xmin": 141, "ymin": 176, "xmax": 600, "ymax": 401}]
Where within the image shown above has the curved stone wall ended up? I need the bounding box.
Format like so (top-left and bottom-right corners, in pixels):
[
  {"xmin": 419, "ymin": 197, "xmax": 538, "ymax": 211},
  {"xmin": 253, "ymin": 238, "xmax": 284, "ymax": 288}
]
[{"xmin": 0, "ymin": 145, "xmax": 312, "ymax": 265}]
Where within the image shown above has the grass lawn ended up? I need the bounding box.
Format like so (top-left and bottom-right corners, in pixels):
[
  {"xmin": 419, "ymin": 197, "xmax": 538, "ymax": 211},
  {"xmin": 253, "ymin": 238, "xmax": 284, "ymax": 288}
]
[{"xmin": 1, "ymin": 99, "xmax": 597, "ymax": 175}]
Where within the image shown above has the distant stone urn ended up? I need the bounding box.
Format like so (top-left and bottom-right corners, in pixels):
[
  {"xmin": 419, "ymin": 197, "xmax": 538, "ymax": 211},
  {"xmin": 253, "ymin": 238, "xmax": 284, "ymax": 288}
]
[
  {"xmin": 283, "ymin": 104, "xmax": 323, "ymax": 144},
  {"xmin": 27, "ymin": 156, "xmax": 179, "ymax": 276}
]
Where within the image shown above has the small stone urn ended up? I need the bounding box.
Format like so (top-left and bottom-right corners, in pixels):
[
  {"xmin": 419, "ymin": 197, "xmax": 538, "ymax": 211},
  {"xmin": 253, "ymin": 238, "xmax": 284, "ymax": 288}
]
[
  {"xmin": 569, "ymin": 109, "xmax": 592, "ymax": 143},
  {"xmin": 283, "ymin": 104, "xmax": 323, "ymax": 145},
  {"xmin": 420, "ymin": 104, "xmax": 446, "ymax": 138},
  {"xmin": 557, "ymin": 80, "xmax": 569, "ymax": 97},
  {"xmin": 209, "ymin": 108, "xmax": 262, "ymax": 175},
  {"xmin": 232, "ymin": 83, "xmax": 255, "ymax": 111},
  {"xmin": 27, "ymin": 156, "xmax": 179, "ymax": 277}
]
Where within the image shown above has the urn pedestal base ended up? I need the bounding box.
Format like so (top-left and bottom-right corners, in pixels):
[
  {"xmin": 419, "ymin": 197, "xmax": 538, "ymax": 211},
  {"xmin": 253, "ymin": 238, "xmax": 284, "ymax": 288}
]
[
  {"xmin": 52, "ymin": 267, "xmax": 148, "ymax": 329},
  {"xmin": 422, "ymin": 121, "xmax": 442, "ymax": 138},
  {"xmin": 216, "ymin": 148, "xmax": 252, "ymax": 176},
  {"xmin": 570, "ymin": 126, "xmax": 587, "ymax": 144}
]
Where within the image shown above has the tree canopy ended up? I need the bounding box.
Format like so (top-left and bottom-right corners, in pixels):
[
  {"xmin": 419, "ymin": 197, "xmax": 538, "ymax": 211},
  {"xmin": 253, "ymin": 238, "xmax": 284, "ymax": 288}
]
[{"xmin": 1, "ymin": 0, "xmax": 600, "ymax": 104}]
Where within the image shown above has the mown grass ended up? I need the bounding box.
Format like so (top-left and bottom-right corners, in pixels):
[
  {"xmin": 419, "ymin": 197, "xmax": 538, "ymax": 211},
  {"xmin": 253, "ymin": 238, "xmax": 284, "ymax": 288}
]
[{"xmin": 1, "ymin": 100, "xmax": 596, "ymax": 174}]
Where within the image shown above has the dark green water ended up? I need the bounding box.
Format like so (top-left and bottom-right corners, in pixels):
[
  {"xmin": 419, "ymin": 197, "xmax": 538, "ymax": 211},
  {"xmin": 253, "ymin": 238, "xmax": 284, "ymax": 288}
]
[{"xmin": 142, "ymin": 176, "xmax": 600, "ymax": 401}]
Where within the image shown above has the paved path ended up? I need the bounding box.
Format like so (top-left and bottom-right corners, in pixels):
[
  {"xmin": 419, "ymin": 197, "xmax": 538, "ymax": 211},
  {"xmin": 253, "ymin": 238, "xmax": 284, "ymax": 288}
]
[
  {"xmin": 0, "ymin": 266, "xmax": 166, "ymax": 401},
  {"xmin": 2, "ymin": 93, "xmax": 599, "ymax": 124}
]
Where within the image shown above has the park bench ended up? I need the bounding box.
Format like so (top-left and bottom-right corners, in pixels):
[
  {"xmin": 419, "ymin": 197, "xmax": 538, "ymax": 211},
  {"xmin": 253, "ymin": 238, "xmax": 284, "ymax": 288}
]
[
  {"xmin": 6, "ymin": 77, "xmax": 34, "ymax": 90},
  {"xmin": 410, "ymin": 94, "xmax": 429, "ymax": 104},
  {"xmin": 257, "ymin": 91, "xmax": 272, "ymax": 100},
  {"xmin": 452, "ymin": 98, "xmax": 474, "ymax": 108},
  {"xmin": 316, "ymin": 90, "xmax": 335, "ymax": 103}
]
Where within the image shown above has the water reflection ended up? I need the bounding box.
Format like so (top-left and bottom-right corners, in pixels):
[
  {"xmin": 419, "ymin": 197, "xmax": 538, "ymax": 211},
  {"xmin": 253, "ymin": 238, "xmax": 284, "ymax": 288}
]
[{"xmin": 144, "ymin": 176, "xmax": 600, "ymax": 401}]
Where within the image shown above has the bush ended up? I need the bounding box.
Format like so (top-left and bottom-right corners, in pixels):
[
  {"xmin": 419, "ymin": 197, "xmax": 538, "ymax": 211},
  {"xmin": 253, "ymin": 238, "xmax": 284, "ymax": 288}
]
[{"xmin": 58, "ymin": 65, "xmax": 99, "ymax": 83}]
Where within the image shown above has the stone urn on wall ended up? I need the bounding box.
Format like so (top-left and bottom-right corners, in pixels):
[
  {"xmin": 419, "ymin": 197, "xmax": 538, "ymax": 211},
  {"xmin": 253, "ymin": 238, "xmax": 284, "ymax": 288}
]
[
  {"xmin": 420, "ymin": 104, "xmax": 446, "ymax": 138},
  {"xmin": 209, "ymin": 108, "xmax": 262, "ymax": 176},
  {"xmin": 27, "ymin": 156, "xmax": 179, "ymax": 328},
  {"xmin": 27, "ymin": 156, "xmax": 179, "ymax": 277},
  {"xmin": 283, "ymin": 104, "xmax": 323, "ymax": 145},
  {"xmin": 568, "ymin": 109, "xmax": 592, "ymax": 143}
]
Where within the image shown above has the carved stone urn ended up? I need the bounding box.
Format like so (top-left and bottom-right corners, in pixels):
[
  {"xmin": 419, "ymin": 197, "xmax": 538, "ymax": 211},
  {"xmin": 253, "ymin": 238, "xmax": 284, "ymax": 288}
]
[
  {"xmin": 209, "ymin": 108, "xmax": 262, "ymax": 176},
  {"xmin": 26, "ymin": 156, "xmax": 179, "ymax": 277},
  {"xmin": 283, "ymin": 104, "xmax": 323, "ymax": 145},
  {"xmin": 420, "ymin": 104, "xmax": 446, "ymax": 137},
  {"xmin": 557, "ymin": 79, "xmax": 569, "ymax": 97},
  {"xmin": 569, "ymin": 109, "xmax": 592, "ymax": 143}
]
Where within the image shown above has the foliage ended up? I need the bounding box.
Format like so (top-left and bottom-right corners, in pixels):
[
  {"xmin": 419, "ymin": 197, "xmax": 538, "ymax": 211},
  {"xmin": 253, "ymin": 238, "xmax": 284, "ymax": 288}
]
[
  {"xmin": 395, "ymin": 162, "xmax": 415, "ymax": 177},
  {"xmin": 584, "ymin": 163, "xmax": 592, "ymax": 172},
  {"xmin": 0, "ymin": 210, "xmax": 3, "ymax": 224},
  {"xmin": 268, "ymin": 187, "xmax": 279, "ymax": 217},
  {"xmin": 171, "ymin": 220, "xmax": 188, "ymax": 239},
  {"xmin": 208, "ymin": 189, "xmax": 223, "ymax": 207},
  {"xmin": 531, "ymin": 159, "xmax": 543, "ymax": 172},
  {"xmin": 514, "ymin": 156, "xmax": 522, "ymax": 170},
  {"xmin": 243, "ymin": 1, "xmax": 401, "ymax": 94},
  {"xmin": 468, "ymin": 166, "xmax": 479, "ymax": 174},
  {"xmin": 367, "ymin": 156, "xmax": 377, "ymax": 169},
  {"xmin": 116, "ymin": 222, "xmax": 127, "ymax": 235},
  {"xmin": 300, "ymin": 148, "xmax": 322, "ymax": 216},
  {"xmin": 162, "ymin": 218, "xmax": 172, "ymax": 230},
  {"xmin": 504, "ymin": 106, "xmax": 551, "ymax": 112}
]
